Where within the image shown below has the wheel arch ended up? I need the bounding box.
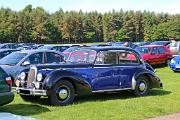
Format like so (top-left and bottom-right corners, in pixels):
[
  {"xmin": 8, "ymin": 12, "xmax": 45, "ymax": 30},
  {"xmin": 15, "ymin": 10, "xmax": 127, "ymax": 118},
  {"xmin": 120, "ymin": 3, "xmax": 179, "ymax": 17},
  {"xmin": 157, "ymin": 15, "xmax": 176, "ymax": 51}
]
[
  {"xmin": 43, "ymin": 70, "xmax": 92, "ymax": 96},
  {"xmin": 132, "ymin": 71, "xmax": 161, "ymax": 90}
]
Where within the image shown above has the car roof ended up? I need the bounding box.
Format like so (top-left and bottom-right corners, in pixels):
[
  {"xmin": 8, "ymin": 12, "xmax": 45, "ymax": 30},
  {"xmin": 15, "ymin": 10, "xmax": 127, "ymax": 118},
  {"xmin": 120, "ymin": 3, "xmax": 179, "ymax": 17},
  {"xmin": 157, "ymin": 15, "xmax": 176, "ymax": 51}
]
[
  {"xmin": 88, "ymin": 46, "xmax": 134, "ymax": 51},
  {"xmin": 140, "ymin": 45, "xmax": 165, "ymax": 48},
  {"xmin": 0, "ymin": 49, "xmax": 19, "ymax": 52},
  {"xmin": 15, "ymin": 49, "xmax": 62, "ymax": 54}
]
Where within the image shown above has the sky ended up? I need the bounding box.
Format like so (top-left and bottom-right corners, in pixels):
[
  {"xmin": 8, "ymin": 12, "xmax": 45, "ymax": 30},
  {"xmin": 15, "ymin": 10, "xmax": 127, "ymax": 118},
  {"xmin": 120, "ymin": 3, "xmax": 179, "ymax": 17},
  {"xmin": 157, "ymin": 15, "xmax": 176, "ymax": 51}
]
[{"xmin": 0, "ymin": 0, "xmax": 180, "ymax": 14}]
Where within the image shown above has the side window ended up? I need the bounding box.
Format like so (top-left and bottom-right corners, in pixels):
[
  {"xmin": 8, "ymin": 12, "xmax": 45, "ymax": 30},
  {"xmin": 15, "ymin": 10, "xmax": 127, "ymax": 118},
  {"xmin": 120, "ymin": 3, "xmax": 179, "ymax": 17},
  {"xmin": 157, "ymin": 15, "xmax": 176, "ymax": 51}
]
[
  {"xmin": 95, "ymin": 51, "xmax": 117, "ymax": 65},
  {"xmin": 61, "ymin": 46, "xmax": 69, "ymax": 52},
  {"xmin": 25, "ymin": 53, "xmax": 43, "ymax": 64},
  {"xmin": 45, "ymin": 52, "xmax": 61, "ymax": 63},
  {"xmin": 52, "ymin": 47, "xmax": 58, "ymax": 51},
  {"xmin": 1, "ymin": 45, "xmax": 8, "ymax": 49},
  {"xmin": 152, "ymin": 48, "xmax": 158, "ymax": 54},
  {"xmin": 118, "ymin": 52, "xmax": 139, "ymax": 64},
  {"xmin": 158, "ymin": 47, "xmax": 165, "ymax": 54}
]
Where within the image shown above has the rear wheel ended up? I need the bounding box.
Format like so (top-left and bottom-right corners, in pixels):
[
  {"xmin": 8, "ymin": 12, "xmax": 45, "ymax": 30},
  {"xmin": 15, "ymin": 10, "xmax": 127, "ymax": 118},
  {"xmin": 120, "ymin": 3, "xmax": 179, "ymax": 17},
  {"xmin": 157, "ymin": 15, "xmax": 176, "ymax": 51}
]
[
  {"xmin": 133, "ymin": 75, "xmax": 150, "ymax": 97},
  {"xmin": 20, "ymin": 94, "xmax": 41, "ymax": 101},
  {"xmin": 48, "ymin": 80, "xmax": 75, "ymax": 106}
]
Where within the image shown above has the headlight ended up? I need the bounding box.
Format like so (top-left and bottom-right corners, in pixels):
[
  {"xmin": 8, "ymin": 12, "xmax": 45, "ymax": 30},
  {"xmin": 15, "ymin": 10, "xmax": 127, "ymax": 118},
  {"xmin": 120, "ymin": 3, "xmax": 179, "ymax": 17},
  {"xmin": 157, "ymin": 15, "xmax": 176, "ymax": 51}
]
[
  {"xmin": 37, "ymin": 73, "xmax": 43, "ymax": 82},
  {"xmin": 15, "ymin": 80, "xmax": 20, "ymax": 87},
  {"xmin": 171, "ymin": 59, "xmax": 176, "ymax": 64},
  {"xmin": 20, "ymin": 72, "xmax": 26, "ymax": 80}
]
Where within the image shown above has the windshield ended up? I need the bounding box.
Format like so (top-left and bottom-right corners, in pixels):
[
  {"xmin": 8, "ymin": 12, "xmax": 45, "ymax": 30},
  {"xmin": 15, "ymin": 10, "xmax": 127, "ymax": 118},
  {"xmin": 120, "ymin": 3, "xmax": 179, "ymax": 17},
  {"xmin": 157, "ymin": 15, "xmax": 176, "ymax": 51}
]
[
  {"xmin": 138, "ymin": 47, "xmax": 151, "ymax": 54},
  {"xmin": 0, "ymin": 52, "xmax": 27, "ymax": 65},
  {"xmin": 66, "ymin": 49, "xmax": 96, "ymax": 63}
]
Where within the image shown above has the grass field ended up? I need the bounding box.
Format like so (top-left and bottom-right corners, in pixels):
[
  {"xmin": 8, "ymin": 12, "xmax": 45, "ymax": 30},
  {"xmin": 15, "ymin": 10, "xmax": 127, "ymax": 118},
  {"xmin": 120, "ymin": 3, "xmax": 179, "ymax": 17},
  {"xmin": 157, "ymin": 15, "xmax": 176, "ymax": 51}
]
[{"xmin": 0, "ymin": 67, "xmax": 180, "ymax": 120}]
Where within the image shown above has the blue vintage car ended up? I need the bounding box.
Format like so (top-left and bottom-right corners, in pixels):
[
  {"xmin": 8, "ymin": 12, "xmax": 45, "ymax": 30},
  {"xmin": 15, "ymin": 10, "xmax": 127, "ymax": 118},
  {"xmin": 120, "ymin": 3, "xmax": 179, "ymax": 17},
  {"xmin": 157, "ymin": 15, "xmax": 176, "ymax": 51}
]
[
  {"xmin": 15, "ymin": 47, "xmax": 162, "ymax": 106},
  {"xmin": 169, "ymin": 55, "xmax": 180, "ymax": 72}
]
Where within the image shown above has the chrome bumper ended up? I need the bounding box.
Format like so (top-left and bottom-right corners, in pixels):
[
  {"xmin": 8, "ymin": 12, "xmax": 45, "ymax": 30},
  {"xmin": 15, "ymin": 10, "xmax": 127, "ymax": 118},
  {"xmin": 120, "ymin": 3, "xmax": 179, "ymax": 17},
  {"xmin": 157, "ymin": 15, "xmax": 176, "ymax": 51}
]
[{"xmin": 16, "ymin": 87, "xmax": 47, "ymax": 96}]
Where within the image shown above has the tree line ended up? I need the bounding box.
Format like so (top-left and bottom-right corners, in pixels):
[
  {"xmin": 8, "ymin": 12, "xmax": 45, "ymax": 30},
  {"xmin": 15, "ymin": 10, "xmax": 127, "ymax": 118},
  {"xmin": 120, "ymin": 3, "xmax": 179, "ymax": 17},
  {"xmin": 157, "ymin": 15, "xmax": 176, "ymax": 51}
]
[{"xmin": 0, "ymin": 5, "xmax": 180, "ymax": 43}]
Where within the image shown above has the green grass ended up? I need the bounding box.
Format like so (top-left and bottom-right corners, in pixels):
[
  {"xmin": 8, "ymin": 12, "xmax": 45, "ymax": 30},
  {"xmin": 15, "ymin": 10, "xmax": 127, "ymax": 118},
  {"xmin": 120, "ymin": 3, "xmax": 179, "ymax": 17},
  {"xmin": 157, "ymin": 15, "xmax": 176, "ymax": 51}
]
[{"xmin": 0, "ymin": 67, "xmax": 180, "ymax": 120}]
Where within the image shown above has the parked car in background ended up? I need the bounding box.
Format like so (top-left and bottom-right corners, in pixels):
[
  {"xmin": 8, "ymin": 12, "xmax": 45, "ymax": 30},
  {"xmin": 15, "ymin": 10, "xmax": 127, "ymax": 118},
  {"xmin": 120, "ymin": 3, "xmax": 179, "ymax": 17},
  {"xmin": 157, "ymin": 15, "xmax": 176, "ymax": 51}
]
[
  {"xmin": 0, "ymin": 43, "xmax": 19, "ymax": 49},
  {"xmin": 38, "ymin": 45, "xmax": 70, "ymax": 52},
  {"xmin": 0, "ymin": 49, "xmax": 19, "ymax": 59},
  {"xmin": 91, "ymin": 44, "xmax": 111, "ymax": 47},
  {"xmin": 137, "ymin": 45, "xmax": 173, "ymax": 66},
  {"xmin": 169, "ymin": 55, "xmax": 180, "ymax": 72},
  {"xmin": 63, "ymin": 46, "xmax": 90, "ymax": 59},
  {"xmin": 15, "ymin": 46, "xmax": 162, "ymax": 106},
  {"xmin": 136, "ymin": 42, "xmax": 152, "ymax": 46},
  {"xmin": 150, "ymin": 41, "xmax": 171, "ymax": 47},
  {"xmin": 0, "ymin": 66, "xmax": 14, "ymax": 106},
  {"xmin": 169, "ymin": 41, "xmax": 180, "ymax": 56},
  {"xmin": 0, "ymin": 50, "xmax": 65, "ymax": 79}
]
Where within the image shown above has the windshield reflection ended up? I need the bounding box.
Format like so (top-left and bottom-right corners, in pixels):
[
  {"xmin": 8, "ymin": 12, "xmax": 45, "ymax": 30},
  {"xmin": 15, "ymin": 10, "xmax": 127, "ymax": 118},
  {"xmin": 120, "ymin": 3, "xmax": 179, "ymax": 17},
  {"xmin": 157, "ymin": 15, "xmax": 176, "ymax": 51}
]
[{"xmin": 66, "ymin": 49, "xmax": 96, "ymax": 64}]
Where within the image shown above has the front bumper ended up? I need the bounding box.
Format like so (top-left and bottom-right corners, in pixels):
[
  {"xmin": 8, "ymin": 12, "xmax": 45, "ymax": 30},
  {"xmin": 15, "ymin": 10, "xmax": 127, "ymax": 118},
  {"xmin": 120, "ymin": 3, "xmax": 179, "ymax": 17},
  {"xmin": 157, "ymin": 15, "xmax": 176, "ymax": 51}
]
[
  {"xmin": 169, "ymin": 64, "xmax": 180, "ymax": 71},
  {"xmin": 16, "ymin": 87, "xmax": 47, "ymax": 96}
]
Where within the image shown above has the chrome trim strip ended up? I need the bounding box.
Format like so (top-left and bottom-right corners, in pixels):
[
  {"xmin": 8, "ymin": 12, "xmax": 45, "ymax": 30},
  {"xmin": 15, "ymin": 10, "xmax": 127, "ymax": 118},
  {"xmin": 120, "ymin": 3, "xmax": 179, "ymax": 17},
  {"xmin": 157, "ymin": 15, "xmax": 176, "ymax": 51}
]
[
  {"xmin": 92, "ymin": 88, "xmax": 131, "ymax": 93},
  {"xmin": 132, "ymin": 76, "xmax": 136, "ymax": 90}
]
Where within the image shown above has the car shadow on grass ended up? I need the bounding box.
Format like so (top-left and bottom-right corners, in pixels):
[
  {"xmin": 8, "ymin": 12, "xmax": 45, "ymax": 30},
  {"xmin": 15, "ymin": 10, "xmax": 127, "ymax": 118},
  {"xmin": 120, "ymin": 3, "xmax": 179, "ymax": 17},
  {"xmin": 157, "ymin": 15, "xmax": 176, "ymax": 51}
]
[
  {"xmin": 148, "ymin": 89, "xmax": 172, "ymax": 96},
  {"xmin": 74, "ymin": 89, "xmax": 171, "ymax": 104},
  {"xmin": 0, "ymin": 103, "xmax": 50, "ymax": 116},
  {"xmin": 15, "ymin": 89, "xmax": 171, "ymax": 106}
]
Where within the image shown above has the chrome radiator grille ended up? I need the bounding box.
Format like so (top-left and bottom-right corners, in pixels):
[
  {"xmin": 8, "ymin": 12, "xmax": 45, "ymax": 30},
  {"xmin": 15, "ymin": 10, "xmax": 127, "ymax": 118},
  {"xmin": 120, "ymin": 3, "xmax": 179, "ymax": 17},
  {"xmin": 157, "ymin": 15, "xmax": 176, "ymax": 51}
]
[{"xmin": 27, "ymin": 66, "xmax": 37, "ymax": 86}]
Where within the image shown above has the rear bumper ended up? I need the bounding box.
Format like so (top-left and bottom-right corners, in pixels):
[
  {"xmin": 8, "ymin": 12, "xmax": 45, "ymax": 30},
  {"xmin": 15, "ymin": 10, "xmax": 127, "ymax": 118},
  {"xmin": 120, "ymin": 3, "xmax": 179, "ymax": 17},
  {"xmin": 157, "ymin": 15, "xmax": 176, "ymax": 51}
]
[
  {"xmin": 0, "ymin": 91, "xmax": 14, "ymax": 106},
  {"xmin": 16, "ymin": 87, "xmax": 47, "ymax": 96}
]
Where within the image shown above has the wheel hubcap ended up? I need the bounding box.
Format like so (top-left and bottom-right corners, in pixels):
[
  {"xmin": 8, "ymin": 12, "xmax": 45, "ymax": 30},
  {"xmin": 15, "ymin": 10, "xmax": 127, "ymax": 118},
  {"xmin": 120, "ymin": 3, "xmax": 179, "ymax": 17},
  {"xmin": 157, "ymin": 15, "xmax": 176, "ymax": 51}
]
[
  {"xmin": 139, "ymin": 82, "xmax": 146, "ymax": 92},
  {"xmin": 58, "ymin": 88, "xmax": 68, "ymax": 100}
]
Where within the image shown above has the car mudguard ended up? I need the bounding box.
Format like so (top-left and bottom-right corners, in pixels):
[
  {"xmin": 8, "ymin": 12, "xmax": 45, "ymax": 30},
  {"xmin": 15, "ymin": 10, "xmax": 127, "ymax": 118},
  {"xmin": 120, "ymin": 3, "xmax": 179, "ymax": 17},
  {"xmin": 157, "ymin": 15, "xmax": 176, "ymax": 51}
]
[
  {"xmin": 132, "ymin": 69, "xmax": 161, "ymax": 90},
  {"xmin": 43, "ymin": 69, "xmax": 92, "ymax": 96}
]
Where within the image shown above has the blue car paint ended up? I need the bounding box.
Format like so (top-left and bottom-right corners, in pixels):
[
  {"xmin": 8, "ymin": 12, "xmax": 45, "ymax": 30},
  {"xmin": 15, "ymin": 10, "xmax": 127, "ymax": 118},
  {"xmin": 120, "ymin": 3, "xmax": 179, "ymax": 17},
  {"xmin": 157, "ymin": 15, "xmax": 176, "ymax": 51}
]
[
  {"xmin": 169, "ymin": 55, "xmax": 180, "ymax": 71},
  {"xmin": 40, "ymin": 64, "xmax": 145, "ymax": 92}
]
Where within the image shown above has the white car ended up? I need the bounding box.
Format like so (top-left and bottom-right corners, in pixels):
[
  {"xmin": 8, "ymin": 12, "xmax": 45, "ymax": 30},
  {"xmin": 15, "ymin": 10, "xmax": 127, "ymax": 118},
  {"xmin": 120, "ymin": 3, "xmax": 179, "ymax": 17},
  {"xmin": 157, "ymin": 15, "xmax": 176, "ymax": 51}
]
[{"xmin": 169, "ymin": 41, "xmax": 180, "ymax": 56}]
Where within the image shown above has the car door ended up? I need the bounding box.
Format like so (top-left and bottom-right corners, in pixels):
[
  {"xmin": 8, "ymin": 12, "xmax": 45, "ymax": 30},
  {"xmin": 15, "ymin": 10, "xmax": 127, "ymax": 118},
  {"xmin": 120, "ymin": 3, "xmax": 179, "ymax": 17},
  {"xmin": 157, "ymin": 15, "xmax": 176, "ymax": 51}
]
[
  {"xmin": 149, "ymin": 47, "xmax": 159, "ymax": 65},
  {"xmin": 113, "ymin": 51, "xmax": 142, "ymax": 88},
  {"xmin": 157, "ymin": 47, "xmax": 167, "ymax": 64},
  {"xmin": 92, "ymin": 51, "xmax": 119, "ymax": 91}
]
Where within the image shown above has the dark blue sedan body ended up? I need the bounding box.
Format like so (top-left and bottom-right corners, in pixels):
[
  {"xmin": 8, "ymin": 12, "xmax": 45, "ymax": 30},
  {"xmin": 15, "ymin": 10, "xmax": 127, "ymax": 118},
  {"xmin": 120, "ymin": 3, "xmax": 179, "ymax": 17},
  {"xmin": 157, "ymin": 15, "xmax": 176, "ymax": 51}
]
[{"xmin": 15, "ymin": 47, "xmax": 162, "ymax": 106}]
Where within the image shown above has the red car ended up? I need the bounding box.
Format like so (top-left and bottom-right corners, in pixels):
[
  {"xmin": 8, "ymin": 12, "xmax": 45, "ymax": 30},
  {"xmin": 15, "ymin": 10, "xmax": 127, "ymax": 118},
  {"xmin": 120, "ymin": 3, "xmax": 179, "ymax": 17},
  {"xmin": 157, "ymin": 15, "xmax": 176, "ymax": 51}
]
[{"xmin": 137, "ymin": 45, "xmax": 173, "ymax": 65}]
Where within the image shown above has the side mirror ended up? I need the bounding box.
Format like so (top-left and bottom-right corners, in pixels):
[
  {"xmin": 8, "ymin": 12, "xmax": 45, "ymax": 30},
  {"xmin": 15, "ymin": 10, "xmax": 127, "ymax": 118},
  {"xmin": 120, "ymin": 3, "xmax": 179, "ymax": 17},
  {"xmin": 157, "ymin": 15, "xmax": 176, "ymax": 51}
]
[{"xmin": 22, "ymin": 61, "xmax": 30, "ymax": 66}]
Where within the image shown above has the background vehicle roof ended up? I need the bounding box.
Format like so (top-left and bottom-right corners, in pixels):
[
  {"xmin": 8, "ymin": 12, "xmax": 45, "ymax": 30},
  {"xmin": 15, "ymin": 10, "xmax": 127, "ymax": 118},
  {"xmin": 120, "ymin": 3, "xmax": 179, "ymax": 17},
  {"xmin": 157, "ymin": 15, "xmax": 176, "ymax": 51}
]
[{"xmin": 140, "ymin": 45, "xmax": 165, "ymax": 48}]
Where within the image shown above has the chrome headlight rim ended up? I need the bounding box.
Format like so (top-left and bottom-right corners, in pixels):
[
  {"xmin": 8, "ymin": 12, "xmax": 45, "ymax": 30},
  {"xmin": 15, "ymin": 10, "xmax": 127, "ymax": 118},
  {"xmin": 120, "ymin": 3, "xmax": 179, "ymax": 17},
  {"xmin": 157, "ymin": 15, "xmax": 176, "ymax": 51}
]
[
  {"xmin": 37, "ymin": 73, "xmax": 43, "ymax": 82},
  {"xmin": 20, "ymin": 72, "xmax": 26, "ymax": 80}
]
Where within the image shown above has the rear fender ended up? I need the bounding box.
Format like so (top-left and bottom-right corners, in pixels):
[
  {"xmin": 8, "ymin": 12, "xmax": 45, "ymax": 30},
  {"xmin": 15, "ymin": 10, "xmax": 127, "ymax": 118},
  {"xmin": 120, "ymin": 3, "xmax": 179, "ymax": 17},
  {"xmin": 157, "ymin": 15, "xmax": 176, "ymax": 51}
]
[{"xmin": 132, "ymin": 70, "xmax": 161, "ymax": 90}]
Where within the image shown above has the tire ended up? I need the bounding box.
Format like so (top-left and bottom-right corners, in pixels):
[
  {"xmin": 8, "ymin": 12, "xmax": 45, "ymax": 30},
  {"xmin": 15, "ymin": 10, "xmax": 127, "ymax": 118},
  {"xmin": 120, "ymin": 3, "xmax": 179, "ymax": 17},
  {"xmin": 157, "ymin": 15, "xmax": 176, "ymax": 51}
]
[
  {"xmin": 133, "ymin": 75, "xmax": 150, "ymax": 97},
  {"xmin": 20, "ymin": 94, "xmax": 41, "ymax": 101},
  {"xmin": 166, "ymin": 59, "xmax": 171, "ymax": 66},
  {"xmin": 48, "ymin": 80, "xmax": 75, "ymax": 106}
]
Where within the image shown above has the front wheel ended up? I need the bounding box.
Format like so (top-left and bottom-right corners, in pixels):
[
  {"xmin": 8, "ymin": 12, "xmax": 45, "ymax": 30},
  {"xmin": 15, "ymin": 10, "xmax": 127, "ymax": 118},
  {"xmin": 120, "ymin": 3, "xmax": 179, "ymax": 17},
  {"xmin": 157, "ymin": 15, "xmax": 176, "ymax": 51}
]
[
  {"xmin": 48, "ymin": 80, "xmax": 75, "ymax": 106},
  {"xmin": 133, "ymin": 75, "xmax": 150, "ymax": 97}
]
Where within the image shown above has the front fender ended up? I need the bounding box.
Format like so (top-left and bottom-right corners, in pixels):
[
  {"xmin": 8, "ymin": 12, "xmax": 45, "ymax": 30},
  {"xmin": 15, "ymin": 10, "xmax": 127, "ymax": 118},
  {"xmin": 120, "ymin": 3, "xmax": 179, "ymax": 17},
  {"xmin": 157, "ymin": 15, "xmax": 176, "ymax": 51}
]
[
  {"xmin": 43, "ymin": 70, "xmax": 92, "ymax": 96},
  {"xmin": 132, "ymin": 69, "xmax": 162, "ymax": 90}
]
